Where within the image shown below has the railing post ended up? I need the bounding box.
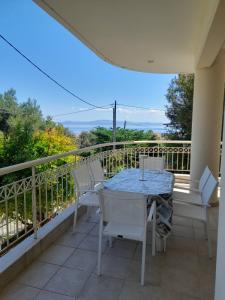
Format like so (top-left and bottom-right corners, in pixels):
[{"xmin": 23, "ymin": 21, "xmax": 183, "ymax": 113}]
[{"xmin": 32, "ymin": 166, "xmax": 37, "ymax": 239}]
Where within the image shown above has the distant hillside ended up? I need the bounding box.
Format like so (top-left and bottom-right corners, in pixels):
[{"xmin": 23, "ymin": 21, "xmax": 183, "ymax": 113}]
[{"xmin": 60, "ymin": 120, "xmax": 167, "ymax": 135}]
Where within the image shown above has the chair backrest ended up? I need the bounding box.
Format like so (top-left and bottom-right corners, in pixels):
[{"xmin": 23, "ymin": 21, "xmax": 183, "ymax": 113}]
[
  {"xmin": 89, "ymin": 160, "xmax": 104, "ymax": 183},
  {"xmin": 140, "ymin": 157, "xmax": 165, "ymax": 170},
  {"xmin": 201, "ymin": 173, "xmax": 218, "ymax": 205},
  {"xmin": 99, "ymin": 189, "xmax": 147, "ymax": 227},
  {"xmin": 71, "ymin": 164, "xmax": 92, "ymax": 193},
  {"xmin": 199, "ymin": 166, "xmax": 211, "ymax": 192}
]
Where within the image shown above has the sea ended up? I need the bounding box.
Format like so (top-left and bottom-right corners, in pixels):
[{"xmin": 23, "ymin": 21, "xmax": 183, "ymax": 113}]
[{"xmin": 61, "ymin": 120, "xmax": 167, "ymax": 135}]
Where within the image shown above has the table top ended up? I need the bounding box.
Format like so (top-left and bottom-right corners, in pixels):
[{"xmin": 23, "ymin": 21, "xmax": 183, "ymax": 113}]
[{"xmin": 104, "ymin": 168, "xmax": 174, "ymax": 196}]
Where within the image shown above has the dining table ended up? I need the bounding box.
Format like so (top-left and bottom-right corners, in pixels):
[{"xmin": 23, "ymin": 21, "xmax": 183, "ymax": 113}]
[{"xmin": 103, "ymin": 168, "xmax": 175, "ymax": 243}]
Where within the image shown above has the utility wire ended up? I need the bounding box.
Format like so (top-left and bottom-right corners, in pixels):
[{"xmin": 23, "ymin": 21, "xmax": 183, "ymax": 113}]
[
  {"xmin": 0, "ymin": 33, "xmax": 103, "ymax": 109},
  {"xmin": 0, "ymin": 34, "xmax": 166, "ymax": 113},
  {"xmin": 0, "ymin": 105, "xmax": 113, "ymax": 118},
  {"xmin": 118, "ymin": 103, "xmax": 165, "ymax": 112},
  {"xmin": 51, "ymin": 104, "xmax": 113, "ymax": 118}
]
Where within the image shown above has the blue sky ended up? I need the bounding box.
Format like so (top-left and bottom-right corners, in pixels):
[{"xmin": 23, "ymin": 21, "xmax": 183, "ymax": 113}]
[{"xmin": 0, "ymin": 1, "xmax": 176, "ymax": 123}]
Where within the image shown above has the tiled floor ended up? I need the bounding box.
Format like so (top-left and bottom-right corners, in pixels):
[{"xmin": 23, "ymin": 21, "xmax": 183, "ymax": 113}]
[{"xmin": 0, "ymin": 206, "xmax": 218, "ymax": 300}]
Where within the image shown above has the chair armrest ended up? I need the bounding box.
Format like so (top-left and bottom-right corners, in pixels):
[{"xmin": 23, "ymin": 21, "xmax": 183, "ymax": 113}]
[{"xmin": 147, "ymin": 201, "xmax": 156, "ymax": 223}]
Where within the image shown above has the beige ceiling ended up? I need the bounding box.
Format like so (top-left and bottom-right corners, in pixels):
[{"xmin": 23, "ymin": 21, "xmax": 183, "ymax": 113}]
[{"xmin": 34, "ymin": 0, "xmax": 225, "ymax": 73}]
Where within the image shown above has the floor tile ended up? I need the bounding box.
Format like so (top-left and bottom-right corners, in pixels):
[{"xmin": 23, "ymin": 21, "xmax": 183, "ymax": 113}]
[
  {"xmin": 79, "ymin": 274, "xmax": 123, "ymax": 300},
  {"xmin": 38, "ymin": 244, "xmax": 74, "ymax": 265},
  {"xmin": 126, "ymin": 260, "xmax": 162, "ymax": 286},
  {"xmin": 163, "ymin": 248, "xmax": 199, "ymax": 273},
  {"xmin": 64, "ymin": 248, "xmax": 97, "ymax": 272},
  {"xmin": 96, "ymin": 255, "xmax": 131, "ymax": 279},
  {"xmin": 133, "ymin": 244, "xmax": 164, "ymax": 265},
  {"xmin": 0, "ymin": 283, "xmax": 40, "ymax": 300},
  {"xmin": 17, "ymin": 261, "xmax": 59, "ymax": 288},
  {"xmin": 0, "ymin": 209, "xmax": 216, "ymax": 300},
  {"xmin": 74, "ymin": 221, "xmax": 96, "ymax": 234},
  {"xmin": 78, "ymin": 234, "xmax": 107, "ymax": 252},
  {"xmin": 44, "ymin": 266, "xmax": 89, "ymax": 297},
  {"xmin": 119, "ymin": 281, "xmax": 201, "ymax": 300},
  {"xmin": 166, "ymin": 236, "xmax": 197, "ymax": 255},
  {"xmin": 172, "ymin": 224, "xmax": 194, "ymax": 239},
  {"xmin": 105, "ymin": 239, "xmax": 137, "ymax": 259},
  {"xmin": 35, "ymin": 290, "xmax": 74, "ymax": 300},
  {"xmin": 161, "ymin": 267, "xmax": 201, "ymax": 298},
  {"xmin": 173, "ymin": 216, "xmax": 193, "ymax": 227},
  {"xmin": 56, "ymin": 231, "xmax": 86, "ymax": 248},
  {"xmin": 88, "ymin": 223, "xmax": 99, "ymax": 237},
  {"xmin": 119, "ymin": 281, "xmax": 181, "ymax": 300}
]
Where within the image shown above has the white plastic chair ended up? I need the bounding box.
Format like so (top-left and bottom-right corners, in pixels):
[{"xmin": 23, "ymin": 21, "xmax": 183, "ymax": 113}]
[
  {"xmin": 89, "ymin": 159, "xmax": 105, "ymax": 186},
  {"xmin": 97, "ymin": 189, "xmax": 156, "ymax": 286},
  {"xmin": 71, "ymin": 164, "xmax": 100, "ymax": 232},
  {"xmin": 139, "ymin": 157, "xmax": 165, "ymax": 170},
  {"xmin": 173, "ymin": 173, "xmax": 218, "ymax": 258},
  {"xmin": 173, "ymin": 166, "xmax": 211, "ymax": 205}
]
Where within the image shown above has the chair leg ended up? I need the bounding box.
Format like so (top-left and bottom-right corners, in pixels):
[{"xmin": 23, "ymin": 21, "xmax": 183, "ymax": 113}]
[
  {"xmin": 152, "ymin": 207, "xmax": 156, "ymax": 256},
  {"xmin": 86, "ymin": 206, "xmax": 91, "ymax": 220},
  {"xmin": 204, "ymin": 222, "xmax": 208, "ymax": 240},
  {"xmin": 72, "ymin": 200, "xmax": 79, "ymax": 233},
  {"xmin": 141, "ymin": 236, "xmax": 146, "ymax": 286},
  {"xmin": 97, "ymin": 218, "xmax": 103, "ymax": 276},
  {"xmin": 163, "ymin": 237, "xmax": 167, "ymax": 252},
  {"xmin": 205, "ymin": 220, "xmax": 212, "ymax": 258},
  {"xmin": 108, "ymin": 236, "xmax": 113, "ymax": 248},
  {"xmin": 205, "ymin": 208, "xmax": 212, "ymax": 259}
]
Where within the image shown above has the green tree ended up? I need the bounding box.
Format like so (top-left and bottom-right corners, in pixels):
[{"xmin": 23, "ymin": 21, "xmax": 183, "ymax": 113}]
[
  {"xmin": 0, "ymin": 90, "xmax": 77, "ymax": 235},
  {"xmin": 78, "ymin": 131, "xmax": 97, "ymax": 148},
  {"xmin": 165, "ymin": 74, "xmax": 194, "ymax": 140},
  {"xmin": 0, "ymin": 89, "xmax": 18, "ymax": 136},
  {"xmin": 78, "ymin": 127, "xmax": 157, "ymax": 148},
  {"xmin": 2, "ymin": 98, "xmax": 45, "ymax": 167},
  {"xmin": 0, "ymin": 89, "xmax": 77, "ymax": 183}
]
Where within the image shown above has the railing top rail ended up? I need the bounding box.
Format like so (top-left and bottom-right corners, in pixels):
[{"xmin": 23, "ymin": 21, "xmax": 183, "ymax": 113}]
[{"xmin": 0, "ymin": 140, "xmax": 191, "ymax": 176}]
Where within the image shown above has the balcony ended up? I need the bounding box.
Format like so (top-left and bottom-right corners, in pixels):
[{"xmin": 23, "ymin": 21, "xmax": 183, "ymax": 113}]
[{"xmin": 0, "ymin": 141, "xmax": 218, "ymax": 299}]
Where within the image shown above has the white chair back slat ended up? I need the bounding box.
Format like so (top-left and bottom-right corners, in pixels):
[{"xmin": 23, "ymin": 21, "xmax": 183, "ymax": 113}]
[
  {"xmin": 72, "ymin": 164, "xmax": 92, "ymax": 192},
  {"xmin": 140, "ymin": 157, "xmax": 165, "ymax": 170},
  {"xmin": 201, "ymin": 173, "xmax": 218, "ymax": 205},
  {"xmin": 199, "ymin": 166, "xmax": 211, "ymax": 192},
  {"xmin": 99, "ymin": 189, "xmax": 147, "ymax": 227},
  {"xmin": 89, "ymin": 160, "xmax": 104, "ymax": 182}
]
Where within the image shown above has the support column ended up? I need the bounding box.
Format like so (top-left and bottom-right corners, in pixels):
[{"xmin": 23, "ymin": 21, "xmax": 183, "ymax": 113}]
[
  {"xmin": 190, "ymin": 50, "xmax": 225, "ymax": 204},
  {"xmin": 215, "ymin": 100, "xmax": 225, "ymax": 300}
]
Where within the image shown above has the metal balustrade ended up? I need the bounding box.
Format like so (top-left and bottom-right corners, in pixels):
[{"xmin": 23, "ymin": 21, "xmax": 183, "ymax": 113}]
[{"xmin": 0, "ymin": 140, "xmax": 191, "ymax": 255}]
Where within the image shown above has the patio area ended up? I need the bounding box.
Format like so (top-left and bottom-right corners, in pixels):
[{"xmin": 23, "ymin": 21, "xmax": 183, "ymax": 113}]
[{"xmin": 0, "ymin": 205, "xmax": 218, "ymax": 300}]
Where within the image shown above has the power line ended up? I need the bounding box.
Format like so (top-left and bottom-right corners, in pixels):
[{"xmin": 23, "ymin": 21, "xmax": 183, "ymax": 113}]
[
  {"xmin": 118, "ymin": 103, "xmax": 165, "ymax": 112},
  {"xmin": 51, "ymin": 104, "xmax": 113, "ymax": 118},
  {"xmin": 0, "ymin": 34, "xmax": 166, "ymax": 113},
  {"xmin": 0, "ymin": 33, "xmax": 102, "ymax": 109}
]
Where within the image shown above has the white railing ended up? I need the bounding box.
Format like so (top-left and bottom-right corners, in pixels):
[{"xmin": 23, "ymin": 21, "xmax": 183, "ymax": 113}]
[{"xmin": 0, "ymin": 140, "xmax": 191, "ymax": 254}]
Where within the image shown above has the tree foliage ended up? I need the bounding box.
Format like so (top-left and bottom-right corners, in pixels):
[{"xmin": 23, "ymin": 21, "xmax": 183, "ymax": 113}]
[
  {"xmin": 0, "ymin": 89, "xmax": 76, "ymax": 182},
  {"xmin": 0, "ymin": 90, "xmax": 77, "ymax": 236},
  {"xmin": 165, "ymin": 74, "xmax": 194, "ymax": 140},
  {"xmin": 78, "ymin": 127, "xmax": 157, "ymax": 148}
]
